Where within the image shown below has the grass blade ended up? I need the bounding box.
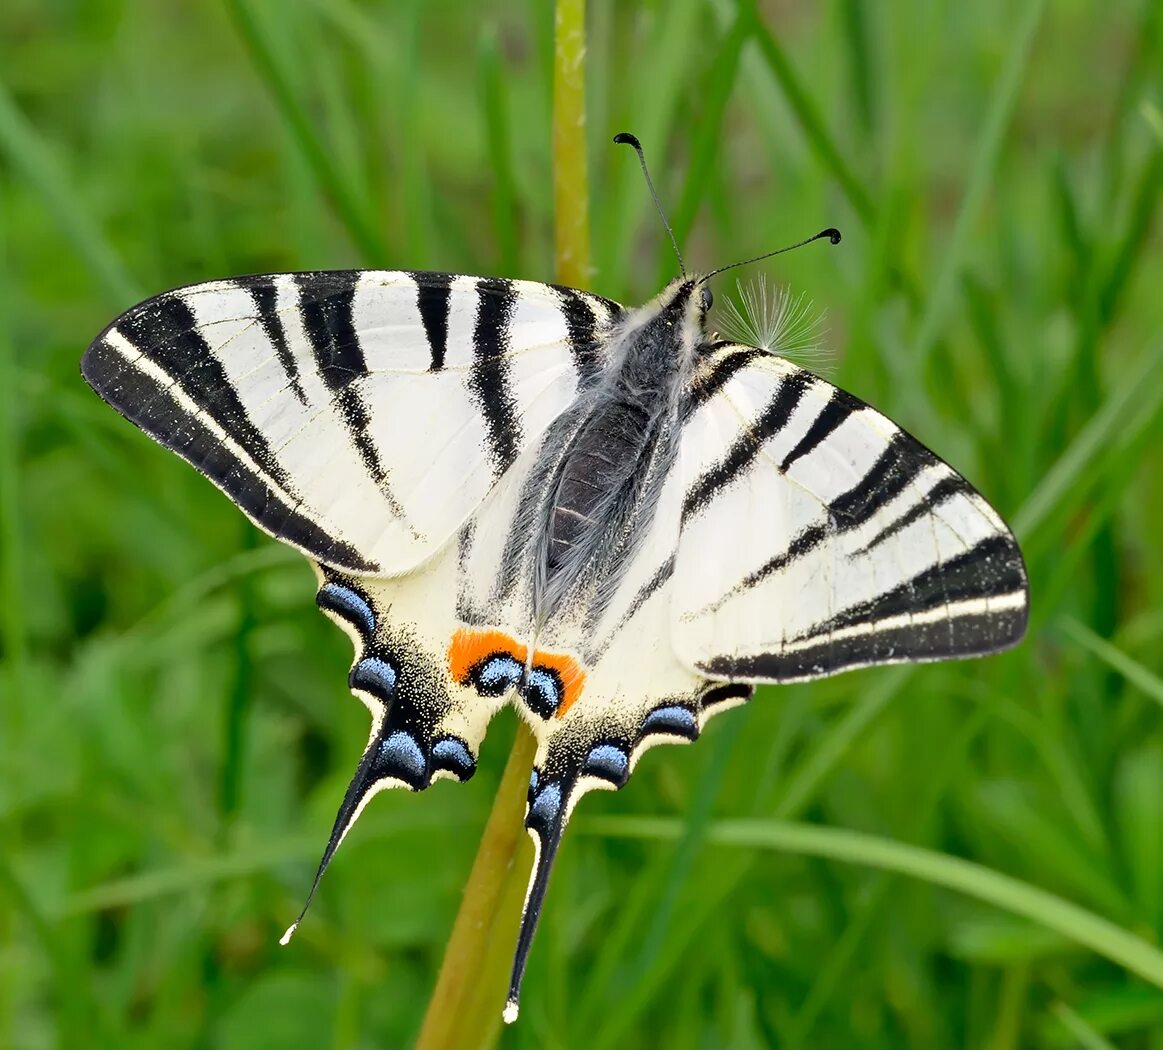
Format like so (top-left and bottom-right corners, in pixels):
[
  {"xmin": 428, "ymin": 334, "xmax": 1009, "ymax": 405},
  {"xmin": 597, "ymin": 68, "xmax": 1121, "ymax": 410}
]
[
  {"xmin": 911, "ymin": 0, "xmax": 1045, "ymax": 368},
  {"xmin": 1050, "ymin": 1001, "xmax": 1119, "ymax": 1050},
  {"xmin": 1058, "ymin": 618, "xmax": 1163, "ymax": 711},
  {"xmin": 751, "ymin": 19, "xmax": 874, "ymax": 224},
  {"xmin": 0, "ymin": 80, "xmax": 140, "ymax": 304},
  {"xmin": 225, "ymin": 0, "xmax": 388, "ymax": 262},
  {"xmin": 597, "ymin": 0, "xmax": 705, "ymax": 291},
  {"xmin": 655, "ymin": 8, "xmax": 752, "ymax": 287},
  {"xmin": 1013, "ymin": 339, "xmax": 1163, "ymax": 539},
  {"xmin": 480, "ymin": 30, "xmax": 520, "ymax": 275},
  {"xmin": 586, "ymin": 816, "xmax": 1163, "ymax": 991}
]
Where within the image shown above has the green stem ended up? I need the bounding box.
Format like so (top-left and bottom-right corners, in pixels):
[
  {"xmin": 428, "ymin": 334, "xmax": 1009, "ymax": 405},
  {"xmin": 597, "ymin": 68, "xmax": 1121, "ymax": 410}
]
[
  {"xmin": 414, "ymin": 724, "xmax": 537, "ymax": 1050},
  {"xmin": 415, "ymin": 2, "xmax": 590, "ymax": 1043},
  {"xmin": 553, "ymin": 0, "xmax": 590, "ymax": 290}
]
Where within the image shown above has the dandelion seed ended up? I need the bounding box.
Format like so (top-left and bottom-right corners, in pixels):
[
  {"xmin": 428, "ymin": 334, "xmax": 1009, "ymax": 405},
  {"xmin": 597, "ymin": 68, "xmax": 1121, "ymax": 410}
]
[{"xmin": 715, "ymin": 274, "xmax": 834, "ymax": 370}]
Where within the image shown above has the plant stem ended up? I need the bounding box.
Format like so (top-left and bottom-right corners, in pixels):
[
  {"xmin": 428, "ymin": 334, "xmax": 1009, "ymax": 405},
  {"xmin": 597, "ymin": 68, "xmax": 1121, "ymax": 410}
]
[
  {"xmin": 415, "ymin": 1, "xmax": 590, "ymax": 1044},
  {"xmin": 553, "ymin": 0, "xmax": 590, "ymax": 290},
  {"xmin": 414, "ymin": 724, "xmax": 537, "ymax": 1049}
]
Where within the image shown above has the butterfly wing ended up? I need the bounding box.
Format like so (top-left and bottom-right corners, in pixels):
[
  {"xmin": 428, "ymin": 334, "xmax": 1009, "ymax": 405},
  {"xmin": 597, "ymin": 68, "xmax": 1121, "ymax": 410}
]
[
  {"xmin": 444, "ymin": 411, "xmax": 756, "ymax": 1020},
  {"xmin": 276, "ymin": 430, "xmax": 726, "ymax": 1002},
  {"xmin": 279, "ymin": 542, "xmax": 513, "ymax": 944},
  {"xmin": 672, "ymin": 343, "xmax": 1029, "ymax": 679},
  {"xmin": 81, "ymin": 270, "xmax": 620, "ymax": 574}
]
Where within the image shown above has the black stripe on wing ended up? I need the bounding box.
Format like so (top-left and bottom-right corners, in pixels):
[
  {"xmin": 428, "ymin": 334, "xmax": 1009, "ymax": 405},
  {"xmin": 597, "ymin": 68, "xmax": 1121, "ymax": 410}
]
[
  {"xmin": 112, "ymin": 292, "xmax": 298, "ymax": 496},
  {"xmin": 779, "ymin": 387, "xmax": 863, "ymax": 472},
  {"xmin": 692, "ymin": 516, "xmax": 1027, "ymax": 681},
  {"xmin": 828, "ymin": 433, "xmax": 939, "ymax": 530},
  {"xmin": 81, "ymin": 335, "xmax": 377, "ymax": 572},
  {"xmin": 851, "ymin": 473, "xmax": 974, "ymax": 554},
  {"xmin": 682, "ymin": 369, "xmax": 811, "ymax": 522},
  {"xmin": 683, "ymin": 344, "xmax": 766, "ymax": 421},
  {"xmin": 293, "ymin": 273, "xmax": 407, "ymax": 512},
  {"xmin": 796, "ymin": 535, "xmax": 1027, "ymax": 643},
  {"xmin": 554, "ymin": 285, "xmax": 620, "ymax": 388},
  {"xmin": 695, "ymin": 531, "xmax": 1028, "ymax": 682},
  {"xmin": 248, "ymin": 275, "xmax": 307, "ymax": 404},
  {"xmin": 295, "ymin": 271, "xmax": 365, "ymax": 387},
  {"xmin": 410, "ymin": 270, "xmax": 453, "ymax": 371},
  {"xmin": 471, "ymin": 277, "xmax": 521, "ymax": 478},
  {"xmin": 699, "ymin": 605, "xmax": 1028, "ymax": 681},
  {"xmin": 741, "ymin": 523, "xmax": 830, "ymax": 591},
  {"xmin": 737, "ymin": 469, "xmax": 977, "ymax": 597}
]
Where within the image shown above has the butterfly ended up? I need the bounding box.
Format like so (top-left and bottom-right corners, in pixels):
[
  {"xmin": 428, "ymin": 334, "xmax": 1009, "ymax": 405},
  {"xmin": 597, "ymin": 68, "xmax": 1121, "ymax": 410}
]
[{"xmin": 80, "ymin": 134, "xmax": 1028, "ymax": 1024}]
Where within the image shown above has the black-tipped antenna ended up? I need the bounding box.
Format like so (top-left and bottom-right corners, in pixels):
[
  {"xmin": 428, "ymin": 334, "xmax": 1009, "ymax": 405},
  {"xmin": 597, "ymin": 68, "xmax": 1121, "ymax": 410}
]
[
  {"xmin": 700, "ymin": 227, "xmax": 841, "ymax": 284},
  {"xmin": 614, "ymin": 132, "xmax": 685, "ymax": 276}
]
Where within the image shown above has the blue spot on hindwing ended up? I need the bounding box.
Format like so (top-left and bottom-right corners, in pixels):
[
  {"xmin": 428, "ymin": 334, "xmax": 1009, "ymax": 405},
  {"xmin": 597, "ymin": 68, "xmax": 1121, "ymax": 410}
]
[
  {"xmin": 524, "ymin": 667, "xmax": 562, "ymax": 719},
  {"xmin": 378, "ymin": 730, "xmax": 426, "ymax": 783},
  {"xmin": 528, "ymin": 782, "xmax": 562, "ymax": 831},
  {"xmin": 431, "ymin": 737, "xmax": 476, "ymax": 780},
  {"xmin": 317, "ymin": 582, "xmax": 376, "ymax": 639},
  {"xmin": 583, "ymin": 743, "xmax": 629, "ymax": 786},
  {"xmin": 641, "ymin": 704, "xmax": 699, "ymax": 740},
  {"xmin": 350, "ymin": 656, "xmax": 398, "ymax": 700},
  {"xmin": 474, "ymin": 654, "xmax": 524, "ymax": 696}
]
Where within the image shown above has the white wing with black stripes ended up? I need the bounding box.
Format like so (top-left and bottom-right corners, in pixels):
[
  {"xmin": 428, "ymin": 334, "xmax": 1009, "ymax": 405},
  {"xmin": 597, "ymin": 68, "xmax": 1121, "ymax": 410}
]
[
  {"xmin": 79, "ymin": 261, "xmax": 1031, "ymax": 1028},
  {"xmin": 82, "ymin": 270, "xmax": 620, "ymax": 574},
  {"xmin": 673, "ymin": 343, "xmax": 1028, "ymax": 680}
]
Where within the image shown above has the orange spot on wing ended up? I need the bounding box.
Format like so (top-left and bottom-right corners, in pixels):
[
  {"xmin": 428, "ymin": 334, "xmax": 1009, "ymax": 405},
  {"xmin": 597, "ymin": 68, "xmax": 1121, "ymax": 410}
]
[
  {"xmin": 447, "ymin": 627, "xmax": 587, "ymax": 718},
  {"xmin": 448, "ymin": 627, "xmax": 524, "ymax": 684},
  {"xmin": 536, "ymin": 652, "xmax": 585, "ymax": 718}
]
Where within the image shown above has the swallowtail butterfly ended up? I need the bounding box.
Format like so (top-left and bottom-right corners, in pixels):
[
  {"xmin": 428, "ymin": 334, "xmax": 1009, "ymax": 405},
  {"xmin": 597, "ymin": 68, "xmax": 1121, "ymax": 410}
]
[{"xmin": 81, "ymin": 134, "xmax": 1028, "ymax": 1023}]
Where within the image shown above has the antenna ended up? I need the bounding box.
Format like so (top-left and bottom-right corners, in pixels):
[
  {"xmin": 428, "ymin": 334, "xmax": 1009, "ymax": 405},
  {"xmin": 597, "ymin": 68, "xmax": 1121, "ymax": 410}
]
[
  {"xmin": 614, "ymin": 132, "xmax": 685, "ymax": 276},
  {"xmin": 700, "ymin": 228, "xmax": 841, "ymax": 284}
]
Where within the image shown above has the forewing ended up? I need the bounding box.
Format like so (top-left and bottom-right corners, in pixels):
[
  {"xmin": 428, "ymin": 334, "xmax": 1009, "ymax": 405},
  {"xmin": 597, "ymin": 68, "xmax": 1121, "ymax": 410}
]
[
  {"xmin": 673, "ymin": 344, "xmax": 1028, "ymax": 681},
  {"xmin": 82, "ymin": 270, "xmax": 620, "ymax": 574}
]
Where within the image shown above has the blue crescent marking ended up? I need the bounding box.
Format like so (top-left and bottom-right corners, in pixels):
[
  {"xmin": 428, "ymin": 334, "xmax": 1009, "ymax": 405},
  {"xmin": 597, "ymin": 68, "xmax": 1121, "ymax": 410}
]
[
  {"xmin": 350, "ymin": 656, "xmax": 398, "ymax": 698},
  {"xmin": 477, "ymin": 654, "xmax": 524, "ymax": 694},
  {"xmin": 528, "ymin": 781, "xmax": 563, "ymax": 829},
  {"xmin": 583, "ymin": 743, "xmax": 629, "ymax": 785},
  {"xmin": 431, "ymin": 737, "xmax": 475, "ymax": 778},
  {"xmin": 379, "ymin": 730, "xmax": 426, "ymax": 781},
  {"xmin": 524, "ymin": 667, "xmax": 562, "ymax": 717},
  {"xmin": 641, "ymin": 704, "xmax": 698, "ymax": 739},
  {"xmin": 318, "ymin": 582, "xmax": 376, "ymax": 638}
]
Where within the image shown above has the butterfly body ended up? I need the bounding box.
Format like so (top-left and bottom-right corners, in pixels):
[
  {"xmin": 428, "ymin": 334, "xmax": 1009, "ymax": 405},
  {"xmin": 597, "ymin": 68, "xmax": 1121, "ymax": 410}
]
[{"xmin": 82, "ymin": 264, "xmax": 1027, "ymax": 1021}]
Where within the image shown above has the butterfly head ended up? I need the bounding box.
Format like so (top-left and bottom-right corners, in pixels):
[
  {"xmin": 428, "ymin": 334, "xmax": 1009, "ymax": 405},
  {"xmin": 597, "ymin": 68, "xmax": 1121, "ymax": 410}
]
[
  {"xmin": 613, "ymin": 133, "xmax": 836, "ymax": 340},
  {"xmin": 643, "ymin": 276, "xmax": 716, "ymax": 357}
]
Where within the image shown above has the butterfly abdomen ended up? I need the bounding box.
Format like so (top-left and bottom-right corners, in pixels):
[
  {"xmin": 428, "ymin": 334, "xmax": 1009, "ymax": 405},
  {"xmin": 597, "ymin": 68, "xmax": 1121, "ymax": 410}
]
[
  {"xmin": 536, "ymin": 285, "xmax": 702, "ymax": 616},
  {"xmin": 546, "ymin": 397, "xmax": 654, "ymax": 569}
]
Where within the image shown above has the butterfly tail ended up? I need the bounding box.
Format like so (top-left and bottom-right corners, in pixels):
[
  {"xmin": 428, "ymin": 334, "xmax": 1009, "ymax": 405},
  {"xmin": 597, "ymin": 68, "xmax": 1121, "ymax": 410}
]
[
  {"xmin": 503, "ymin": 774, "xmax": 570, "ymax": 1024},
  {"xmin": 280, "ymin": 716, "xmax": 430, "ymax": 945}
]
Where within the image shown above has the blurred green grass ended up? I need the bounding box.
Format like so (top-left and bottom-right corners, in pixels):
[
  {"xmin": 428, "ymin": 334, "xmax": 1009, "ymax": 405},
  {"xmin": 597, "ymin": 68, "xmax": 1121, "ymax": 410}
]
[{"xmin": 1, "ymin": 0, "xmax": 1162, "ymax": 1047}]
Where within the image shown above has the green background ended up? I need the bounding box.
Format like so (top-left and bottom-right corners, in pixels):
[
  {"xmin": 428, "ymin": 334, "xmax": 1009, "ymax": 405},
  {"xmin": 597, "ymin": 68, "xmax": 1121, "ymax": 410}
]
[{"xmin": 3, "ymin": 1, "xmax": 1163, "ymax": 1047}]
